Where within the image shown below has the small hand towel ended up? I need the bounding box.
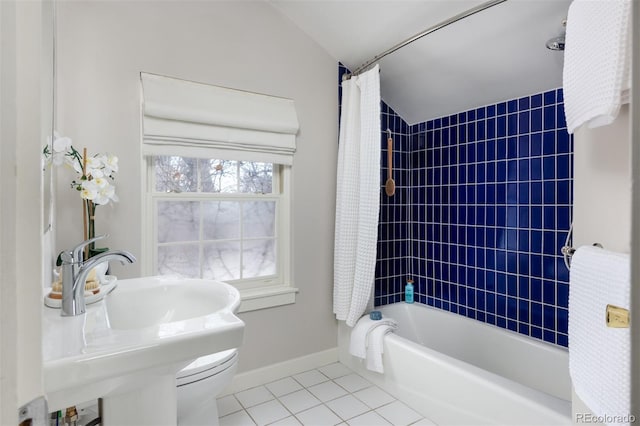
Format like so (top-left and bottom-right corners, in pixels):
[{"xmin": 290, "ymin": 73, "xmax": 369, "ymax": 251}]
[
  {"xmin": 365, "ymin": 325, "xmax": 395, "ymax": 373},
  {"xmin": 569, "ymin": 246, "xmax": 630, "ymax": 425},
  {"xmin": 563, "ymin": 0, "xmax": 631, "ymax": 133},
  {"xmin": 349, "ymin": 314, "xmax": 397, "ymax": 360}
]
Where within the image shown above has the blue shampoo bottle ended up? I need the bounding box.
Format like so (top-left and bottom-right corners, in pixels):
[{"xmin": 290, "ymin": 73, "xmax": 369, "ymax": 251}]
[{"xmin": 405, "ymin": 279, "xmax": 414, "ymax": 303}]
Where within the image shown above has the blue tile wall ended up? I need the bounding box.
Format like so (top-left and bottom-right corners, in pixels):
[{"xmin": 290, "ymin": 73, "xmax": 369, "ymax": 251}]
[{"xmin": 338, "ymin": 64, "xmax": 573, "ymax": 348}]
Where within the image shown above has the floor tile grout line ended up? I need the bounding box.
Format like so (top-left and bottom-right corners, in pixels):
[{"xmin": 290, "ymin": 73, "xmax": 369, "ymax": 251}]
[{"xmin": 220, "ymin": 362, "xmax": 431, "ymax": 426}]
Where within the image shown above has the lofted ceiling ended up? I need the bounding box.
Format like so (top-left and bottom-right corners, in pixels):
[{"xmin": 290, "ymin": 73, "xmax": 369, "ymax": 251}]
[{"xmin": 267, "ymin": 0, "xmax": 572, "ymax": 125}]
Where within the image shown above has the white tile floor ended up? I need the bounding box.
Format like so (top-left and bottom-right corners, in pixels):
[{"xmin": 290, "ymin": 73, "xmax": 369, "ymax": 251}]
[{"xmin": 217, "ymin": 362, "xmax": 436, "ymax": 426}]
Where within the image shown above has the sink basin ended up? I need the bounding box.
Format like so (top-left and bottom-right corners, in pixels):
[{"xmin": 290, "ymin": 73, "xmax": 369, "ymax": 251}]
[
  {"xmin": 42, "ymin": 276, "xmax": 245, "ymax": 419},
  {"xmin": 105, "ymin": 278, "xmax": 234, "ymax": 330}
]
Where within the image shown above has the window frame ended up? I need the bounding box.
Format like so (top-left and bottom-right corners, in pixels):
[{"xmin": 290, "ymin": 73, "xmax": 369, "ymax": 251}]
[{"xmin": 142, "ymin": 156, "xmax": 296, "ymax": 312}]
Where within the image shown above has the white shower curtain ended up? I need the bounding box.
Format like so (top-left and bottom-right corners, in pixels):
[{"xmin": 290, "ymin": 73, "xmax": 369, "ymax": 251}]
[{"xmin": 333, "ymin": 65, "xmax": 381, "ymax": 327}]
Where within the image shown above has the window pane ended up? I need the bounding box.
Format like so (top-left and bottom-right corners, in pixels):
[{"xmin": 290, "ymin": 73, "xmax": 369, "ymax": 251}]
[
  {"xmin": 203, "ymin": 201, "xmax": 240, "ymax": 240},
  {"xmin": 243, "ymin": 239, "xmax": 276, "ymax": 278},
  {"xmin": 243, "ymin": 201, "xmax": 276, "ymax": 238},
  {"xmin": 239, "ymin": 162, "xmax": 273, "ymax": 194},
  {"xmin": 200, "ymin": 159, "xmax": 238, "ymax": 193},
  {"xmin": 158, "ymin": 244, "xmax": 199, "ymax": 277},
  {"xmin": 157, "ymin": 201, "xmax": 200, "ymax": 243},
  {"xmin": 155, "ymin": 156, "xmax": 197, "ymax": 193},
  {"xmin": 203, "ymin": 242, "xmax": 241, "ymax": 280}
]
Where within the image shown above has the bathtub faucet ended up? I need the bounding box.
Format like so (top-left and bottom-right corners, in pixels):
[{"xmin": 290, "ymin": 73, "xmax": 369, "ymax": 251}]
[{"xmin": 59, "ymin": 235, "xmax": 136, "ymax": 317}]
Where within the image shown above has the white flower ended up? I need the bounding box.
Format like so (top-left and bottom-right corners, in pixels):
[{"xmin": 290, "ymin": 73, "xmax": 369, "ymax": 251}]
[
  {"xmin": 51, "ymin": 136, "xmax": 73, "ymax": 166},
  {"xmin": 85, "ymin": 156, "xmax": 104, "ymax": 178},
  {"xmin": 79, "ymin": 180, "xmax": 99, "ymax": 201},
  {"xmin": 94, "ymin": 183, "xmax": 118, "ymax": 205},
  {"xmin": 102, "ymin": 154, "xmax": 119, "ymax": 175}
]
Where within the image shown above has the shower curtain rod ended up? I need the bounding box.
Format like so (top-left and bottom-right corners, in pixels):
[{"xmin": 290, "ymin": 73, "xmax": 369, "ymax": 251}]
[{"xmin": 344, "ymin": 0, "xmax": 507, "ymax": 80}]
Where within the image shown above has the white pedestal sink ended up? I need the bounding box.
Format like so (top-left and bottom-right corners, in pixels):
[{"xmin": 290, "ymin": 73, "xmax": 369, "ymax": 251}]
[{"xmin": 42, "ymin": 276, "xmax": 244, "ymax": 425}]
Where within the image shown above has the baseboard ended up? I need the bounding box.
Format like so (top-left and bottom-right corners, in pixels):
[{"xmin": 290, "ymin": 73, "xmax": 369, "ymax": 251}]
[{"xmin": 221, "ymin": 347, "xmax": 339, "ymax": 395}]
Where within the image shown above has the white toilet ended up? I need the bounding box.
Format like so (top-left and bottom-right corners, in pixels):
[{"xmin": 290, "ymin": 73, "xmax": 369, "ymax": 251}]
[{"xmin": 176, "ymin": 348, "xmax": 239, "ymax": 425}]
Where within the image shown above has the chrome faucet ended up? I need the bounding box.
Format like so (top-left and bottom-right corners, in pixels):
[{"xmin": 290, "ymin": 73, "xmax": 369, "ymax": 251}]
[{"xmin": 60, "ymin": 235, "xmax": 136, "ymax": 317}]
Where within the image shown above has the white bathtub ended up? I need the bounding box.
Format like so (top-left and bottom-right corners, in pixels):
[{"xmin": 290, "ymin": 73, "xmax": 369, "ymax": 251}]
[{"xmin": 338, "ymin": 302, "xmax": 572, "ymax": 425}]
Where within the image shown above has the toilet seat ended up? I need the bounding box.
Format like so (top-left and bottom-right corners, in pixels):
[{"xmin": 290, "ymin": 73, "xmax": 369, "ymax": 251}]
[{"xmin": 177, "ymin": 349, "xmax": 238, "ymax": 387}]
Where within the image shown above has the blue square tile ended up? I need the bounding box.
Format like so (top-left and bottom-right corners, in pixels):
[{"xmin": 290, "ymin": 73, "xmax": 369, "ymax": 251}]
[
  {"xmin": 557, "ymin": 283, "xmax": 569, "ymax": 308},
  {"xmin": 544, "ymin": 90, "xmax": 556, "ymax": 105},
  {"xmin": 508, "ymin": 137, "xmax": 518, "ymax": 158},
  {"xmin": 543, "ymin": 304, "xmax": 556, "ymax": 330},
  {"xmin": 507, "ymin": 100, "xmax": 518, "ymax": 113},
  {"xmin": 518, "ymin": 96, "xmax": 530, "ymax": 111},
  {"xmin": 557, "ymin": 206, "xmax": 571, "ymax": 230},
  {"xmin": 497, "ymin": 294, "xmax": 507, "ymax": 316},
  {"xmin": 531, "ymin": 94, "xmax": 543, "ymax": 108},
  {"xmin": 557, "ymin": 334, "xmax": 568, "ymax": 347},
  {"xmin": 530, "ymin": 132, "xmax": 542, "ymax": 156},
  {"xmin": 530, "ymin": 157, "xmax": 542, "ymax": 180},
  {"xmin": 556, "ymin": 130, "xmax": 570, "ymax": 153},
  {"xmin": 487, "ymin": 105, "xmax": 496, "ymax": 117},
  {"xmin": 519, "ymin": 206, "xmax": 530, "ymax": 228},
  {"xmin": 497, "ymin": 102, "xmax": 507, "ymax": 115},
  {"xmin": 486, "ymin": 139, "xmax": 496, "ymax": 161},
  {"xmin": 544, "ymin": 181, "xmax": 556, "ymax": 204},
  {"xmin": 518, "ymin": 182, "xmax": 530, "ymax": 204},
  {"xmin": 557, "ymin": 180, "xmax": 571, "ymax": 204},
  {"xmin": 519, "ymin": 159, "xmax": 530, "ymax": 181},
  {"xmin": 544, "ymin": 207, "xmax": 556, "ymax": 230},
  {"xmin": 508, "ymin": 114, "xmax": 518, "ymax": 136},
  {"xmin": 496, "ymin": 183, "xmax": 507, "ymax": 204},
  {"xmin": 477, "ymin": 107, "xmax": 486, "ymax": 120},
  {"xmin": 497, "ymin": 138, "xmax": 508, "ymax": 161},
  {"xmin": 468, "ymin": 109, "xmax": 476, "ymax": 121},
  {"xmin": 467, "ymin": 122, "xmax": 476, "ymax": 142},
  {"xmin": 556, "ymin": 106, "xmax": 567, "ymax": 129},
  {"xmin": 543, "ymin": 330, "xmax": 556, "ymax": 345},
  {"xmin": 557, "ymin": 154, "xmax": 571, "ymax": 179},
  {"xmin": 487, "ymin": 117, "xmax": 496, "ymax": 139},
  {"xmin": 544, "ymin": 106, "xmax": 556, "ymax": 130},
  {"xmin": 477, "ymin": 120, "xmax": 486, "ymax": 140},
  {"xmin": 543, "ymin": 156, "xmax": 556, "ymax": 180},
  {"xmin": 497, "ymin": 116, "xmax": 507, "ymax": 138},
  {"xmin": 507, "ymin": 296, "xmax": 518, "ymax": 319},
  {"xmin": 531, "ymin": 182, "xmax": 543, "ymax": 204},
  {"xmin": 497, "ymin": 160, "xmax": 507, "ymax": 181},
  {"xmin": 541, "ymin": 133, "xmax": 555, "ymax": 157},
  {"xmin": 557, "ymin": 88, "xmax": 564, "ymax": 102},
  {"xmin": 531, "ymin": 326, "xmax": 543, "ymax": 339},
  {"xmin": 518, "ymin": 111, "xmax": 530, "ymax": 134},
  {"xmin": 531, "ymin": 302, "xmax": 543, "ymax": 326},
  {"xmin": 543, "ymin": 231, "xmax": 557, "ymax": 256},
  {"xmin": 531, "ymin": 108, "xmax": 543, "ymax": 132},
  {"xmin": 508, "ymin": 160, "xmax": 518, "ymax": 181},
  {"xmin": 518, "ymin": 135, "xmax": 530, "ymax": 157},
  {"xmin": 486, "ymin": 294, "xmax": 496, "ymax": 314},
  {"xmin": 531, "ymin": 230, "xmax": 543, "ymax": 251}
]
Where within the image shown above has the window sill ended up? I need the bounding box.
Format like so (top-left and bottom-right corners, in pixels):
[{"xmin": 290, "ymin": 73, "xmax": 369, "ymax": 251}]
[{"xmin": 238, "ymin": 285, "xmax": 298, "ymax": 313}]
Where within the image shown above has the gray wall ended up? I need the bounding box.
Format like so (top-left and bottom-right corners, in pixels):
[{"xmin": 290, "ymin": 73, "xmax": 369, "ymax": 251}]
[{"xmin": 55, "ymin": 0, "xmax": 338, "ymax": 372}]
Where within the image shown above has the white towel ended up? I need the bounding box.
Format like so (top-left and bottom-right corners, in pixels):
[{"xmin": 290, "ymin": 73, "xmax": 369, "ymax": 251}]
[
  {"xmin": 365, "ymin": 325, "xmax": 395, "ymax": 374},
  {"xmin": 333, "ymin": 65, "xmax": 381, "ymax": 327},
  {"xmin": 569, "ymin": 246, "xmax": 630, "ymax": 425},
  {"xmin": 349, "ymin": 315, "xmax": 397, "ymax": 373},
  {"xmin": 563, "ymin": 0, "xmax": 631, "ymax": 133}
]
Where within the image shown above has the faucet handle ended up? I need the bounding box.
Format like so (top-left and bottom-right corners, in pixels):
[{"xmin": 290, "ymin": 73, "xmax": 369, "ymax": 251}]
[{"xmin": 71, "ymin": 234, "xmax": 109, "ymax": 262}]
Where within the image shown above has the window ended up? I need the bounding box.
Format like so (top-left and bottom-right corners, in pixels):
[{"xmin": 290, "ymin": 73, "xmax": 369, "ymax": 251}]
[
  {"xmin": 140, "ymin": 73, "xmax": 299, "ymax": 311},
  {"xmin": 151, "ymin": 156, "xmax": 281, "ymax": 287}
]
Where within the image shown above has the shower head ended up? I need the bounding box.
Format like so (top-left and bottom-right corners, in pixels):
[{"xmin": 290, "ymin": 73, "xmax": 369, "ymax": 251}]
[{"xmin": 546, "ymin": 35, "xmax": 565, "ymax": 51}]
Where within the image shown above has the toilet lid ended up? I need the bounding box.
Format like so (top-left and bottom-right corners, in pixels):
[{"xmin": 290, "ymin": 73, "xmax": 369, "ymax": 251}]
[{"xmin": 177, "ymin": 349, "xmax": 237, "ymax": 381}]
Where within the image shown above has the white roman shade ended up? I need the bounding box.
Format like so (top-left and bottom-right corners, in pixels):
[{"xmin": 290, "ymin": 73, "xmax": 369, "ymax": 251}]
[{"xmin": 140, "ymin": 72, "xmax": 299, "ymax": 165}]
